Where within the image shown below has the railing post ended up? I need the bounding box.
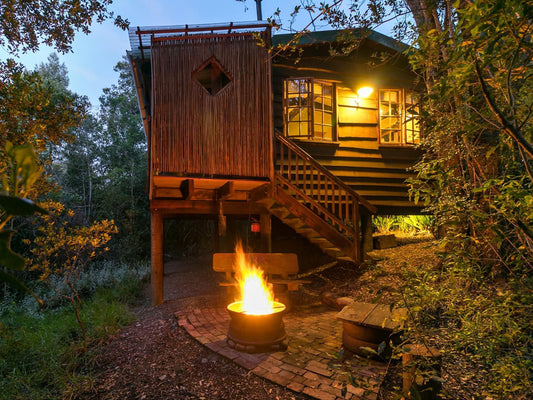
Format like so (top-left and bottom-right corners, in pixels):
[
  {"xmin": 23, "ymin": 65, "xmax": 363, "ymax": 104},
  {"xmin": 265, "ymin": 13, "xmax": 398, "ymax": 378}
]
[{"xmin": 352, "ymin": 199, "xmax": 361, "ymax": 263}]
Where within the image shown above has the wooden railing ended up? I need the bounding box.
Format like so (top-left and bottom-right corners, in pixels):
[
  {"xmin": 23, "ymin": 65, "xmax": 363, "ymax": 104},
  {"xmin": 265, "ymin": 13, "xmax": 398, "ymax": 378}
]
[{"xmin": 275, "ymin": 132, "xmax": 376, "ymax": 260}]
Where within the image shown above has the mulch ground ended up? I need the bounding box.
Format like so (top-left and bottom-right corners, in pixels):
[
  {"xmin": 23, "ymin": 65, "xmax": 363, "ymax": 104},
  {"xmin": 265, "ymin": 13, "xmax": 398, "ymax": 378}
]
[{"xmin": 74, "ymin": 236, "xmax": 438, "ymax": 400}]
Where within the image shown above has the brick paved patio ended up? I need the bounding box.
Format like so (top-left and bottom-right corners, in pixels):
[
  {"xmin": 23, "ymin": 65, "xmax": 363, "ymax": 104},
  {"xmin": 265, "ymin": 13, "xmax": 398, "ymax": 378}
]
[{"xmin": 176, "ymin": 305, "xmax": 388, "ymax": 400}]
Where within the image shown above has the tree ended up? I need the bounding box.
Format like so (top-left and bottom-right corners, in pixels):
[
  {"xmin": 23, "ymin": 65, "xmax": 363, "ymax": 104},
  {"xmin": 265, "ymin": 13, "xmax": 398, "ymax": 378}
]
[
  {"xmin": 0, "ymin": 0, "xmax": 127, "ymax": 55},
  {"xmin": 93, "ymin": 58, "xmax": 149, "ymax": 259}
]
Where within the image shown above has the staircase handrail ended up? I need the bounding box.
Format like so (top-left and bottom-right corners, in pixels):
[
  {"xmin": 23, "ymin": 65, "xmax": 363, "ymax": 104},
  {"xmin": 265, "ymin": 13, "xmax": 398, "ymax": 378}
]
[
  {"xmin": 275, "ymin": 174, "xmax": 353, "ymax": 237},
  {"xmin": 275, "ymin": 131, "xmax": 377, "ymax": 214}
]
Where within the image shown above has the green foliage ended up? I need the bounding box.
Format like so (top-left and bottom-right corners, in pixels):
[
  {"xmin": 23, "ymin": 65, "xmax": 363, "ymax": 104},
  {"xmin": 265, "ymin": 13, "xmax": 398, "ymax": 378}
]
[
  {"xmin": 404, "ymin": 1, "xmax": 533, "ymax": 397},
  {"xmin": 280, "ymin": 0, "xmax": 532, "ymax": 397},
  {"xmin": 24, "ymin": 201, "xmax": 117, "ymax": 344},
  {"xmin": 0, "ymin": 0, "xmax": 128, "ymax": 55},
  {"xmin": 0, "ymin": 60, "xmax": 87, "ymax": 159},
  {"xmin": 0, "ymin": 275, "xmax": 140, "ymax": 400},
  {"xmin": 0, "ymin": 141, "xmax": 45, "ymax": 300},
  {"xmin": 373, "ymin": 215, "xmax": 433, "ymax": 235}
]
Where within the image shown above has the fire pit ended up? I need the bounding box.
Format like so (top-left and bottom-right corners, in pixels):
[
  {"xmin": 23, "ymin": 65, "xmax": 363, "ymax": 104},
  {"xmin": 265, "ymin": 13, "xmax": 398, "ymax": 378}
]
[
  {"xmin": 227, "ymin": 300, "xmax": 287, "ymax": 352},
  {"xmin": 225, "ymin": 243, "xmax": 288, "ymax": 353}
]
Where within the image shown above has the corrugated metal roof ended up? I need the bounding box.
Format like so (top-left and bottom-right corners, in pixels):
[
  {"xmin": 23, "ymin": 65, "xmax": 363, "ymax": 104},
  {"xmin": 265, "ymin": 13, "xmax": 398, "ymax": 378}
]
[{"xmin": 128, "ymin": 21, "xmax": 270, "ymax": 61}]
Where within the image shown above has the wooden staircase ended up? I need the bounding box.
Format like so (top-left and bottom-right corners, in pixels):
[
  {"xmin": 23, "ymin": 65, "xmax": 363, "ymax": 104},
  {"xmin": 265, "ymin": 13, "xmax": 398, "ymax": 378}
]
[{"xmin": 254, "ymin": 132, "xmax": 377, "ymax": 264}]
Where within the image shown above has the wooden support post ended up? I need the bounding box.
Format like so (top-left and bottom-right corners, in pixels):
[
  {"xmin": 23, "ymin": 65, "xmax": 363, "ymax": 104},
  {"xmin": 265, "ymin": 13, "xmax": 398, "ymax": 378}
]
[
  {"xmin": 151, "ymin": 211, "xmax": 164, "ymax": 306},
  {"xmin": 361, "ymin": 212, "xmax": 373, "ymax": 255},
  {"xmin": 352, "ymin": 200, "xmax": 361, "ymax": 263},
  {"xmin": 218, "ymin": 216, "xmax": 236, "ymax": 252},
  {"xmin": 260, "ymin": 212, "xmax": 272, "ymax": 252}
]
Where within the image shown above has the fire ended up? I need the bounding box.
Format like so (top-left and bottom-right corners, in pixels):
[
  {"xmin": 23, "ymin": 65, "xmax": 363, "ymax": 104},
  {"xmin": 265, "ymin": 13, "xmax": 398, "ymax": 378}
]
[{"xmin": 233, "ymin": 243, "xmax": 275, "ymax": 315}]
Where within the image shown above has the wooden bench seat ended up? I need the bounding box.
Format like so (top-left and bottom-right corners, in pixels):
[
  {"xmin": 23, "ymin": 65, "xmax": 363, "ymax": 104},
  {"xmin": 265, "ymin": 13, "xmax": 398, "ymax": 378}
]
[{"xmin": 213, "ymin": 253, "xmax": 310, "ymax": 292}]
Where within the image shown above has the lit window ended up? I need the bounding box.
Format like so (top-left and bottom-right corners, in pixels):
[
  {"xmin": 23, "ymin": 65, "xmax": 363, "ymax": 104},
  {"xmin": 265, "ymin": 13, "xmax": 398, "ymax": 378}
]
[
  {"xmin": 284, "ymin": 78, "xmax": 335, "ymax": 141},
  {"xmin": 379, "ymin": 89, "xmax": 420, "ymax": 145}
]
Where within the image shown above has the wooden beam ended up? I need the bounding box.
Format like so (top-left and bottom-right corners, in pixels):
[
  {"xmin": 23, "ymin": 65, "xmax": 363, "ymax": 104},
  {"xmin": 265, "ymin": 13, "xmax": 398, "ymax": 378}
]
[
  {"xmin": 150, "ymin": 199, "xmax": 263, "ymax": 216},
  {"xmin": 151, "ymin": 211, "xmax": 164, "ymax": 306},
  {"xmin": 180, "ymin": 179, "xmax": 195, "ymax": 200},
  {"xmin": 216, "ymin": 181, "xmax": 234, "ymax": 200},
  {"xmin": 249, "ymin": 182, "xmax": 272, "ymax": 202}
]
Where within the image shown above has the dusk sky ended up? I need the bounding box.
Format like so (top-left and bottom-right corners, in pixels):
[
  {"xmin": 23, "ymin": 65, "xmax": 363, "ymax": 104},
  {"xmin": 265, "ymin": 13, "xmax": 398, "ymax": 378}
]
[{"xmin": 1, "ymin": 0, "xmax": 348, "ymax": 108}]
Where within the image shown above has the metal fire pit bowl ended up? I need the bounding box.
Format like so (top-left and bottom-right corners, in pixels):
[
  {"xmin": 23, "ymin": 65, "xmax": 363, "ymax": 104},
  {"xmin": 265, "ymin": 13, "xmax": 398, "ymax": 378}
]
[{"xmin": 226, "ymin": 301, "xmax": 287, "ymax": 353}]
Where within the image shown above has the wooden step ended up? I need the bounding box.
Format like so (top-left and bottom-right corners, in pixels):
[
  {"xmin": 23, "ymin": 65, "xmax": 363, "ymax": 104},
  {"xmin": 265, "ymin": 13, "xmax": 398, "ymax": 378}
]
[
  {"xmin": 268, "ymin": 206, "xmax": 291, "ymax": 221},
  {"xmin": 255, "ymin": 198, "xmax": 277, "ymax": 208},
  {"xmin": 294, "ymin": 227, "xmax": 317, "ymax": 236},
  {"xmin": 309, "ymin": 238, "xmax": 334, "ymax": 247},
  {"xmin": 336, "ymin": 256, "xmax": 355, "ymax": 263},
  {"xmin": 282, "ymin": 217, "xmax": 307, "ymax": 229},
  {"xmin": 324, "ymin": 248, "xmax": 344, "ymax": 258}
]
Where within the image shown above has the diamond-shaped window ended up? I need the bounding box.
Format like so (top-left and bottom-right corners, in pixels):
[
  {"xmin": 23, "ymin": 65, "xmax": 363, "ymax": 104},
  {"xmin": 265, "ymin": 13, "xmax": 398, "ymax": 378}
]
[{"xmin": 194, "ymin": 57, "xmax": 232, "ymax": 95}]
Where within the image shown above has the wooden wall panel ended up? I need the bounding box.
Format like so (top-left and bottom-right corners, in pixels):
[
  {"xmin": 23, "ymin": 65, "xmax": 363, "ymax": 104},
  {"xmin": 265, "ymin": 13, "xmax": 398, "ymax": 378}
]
[
  {"xmin": 151, "ymin": 35, "xmax": 271, "ymax": 179},
  {"xmin": 338, "ymin": 106, "xmax": 378, "ymax": 125}
]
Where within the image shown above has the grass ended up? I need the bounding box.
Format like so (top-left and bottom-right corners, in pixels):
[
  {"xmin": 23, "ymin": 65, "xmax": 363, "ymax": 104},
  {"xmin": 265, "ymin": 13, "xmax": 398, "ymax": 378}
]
[
  {"xmin": 373, "ymin": 215, "xmax": 434, "ymax": 235},
  {"xmin": 0, "ymin": 261, "xmax": 149, "ymax": 400}
]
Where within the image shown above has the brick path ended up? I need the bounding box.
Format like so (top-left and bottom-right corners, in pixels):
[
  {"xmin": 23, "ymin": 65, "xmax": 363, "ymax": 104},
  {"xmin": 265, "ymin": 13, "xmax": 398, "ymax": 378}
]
[{"xmin": 176, "ymin": 305, "xmax": 388, "ymax": 400}]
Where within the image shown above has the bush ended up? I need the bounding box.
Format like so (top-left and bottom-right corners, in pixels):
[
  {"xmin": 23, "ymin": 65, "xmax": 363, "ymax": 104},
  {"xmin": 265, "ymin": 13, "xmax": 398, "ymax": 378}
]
[{"xmin": 0, "ymin": 261, "xmax": 148, "ymax": 399}]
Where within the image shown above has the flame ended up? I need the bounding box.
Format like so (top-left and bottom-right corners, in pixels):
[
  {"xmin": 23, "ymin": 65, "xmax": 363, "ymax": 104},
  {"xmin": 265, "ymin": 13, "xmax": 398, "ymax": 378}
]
[{"xmin": 233, "ymin": 242, "xmax": 275, "ymax": 315}]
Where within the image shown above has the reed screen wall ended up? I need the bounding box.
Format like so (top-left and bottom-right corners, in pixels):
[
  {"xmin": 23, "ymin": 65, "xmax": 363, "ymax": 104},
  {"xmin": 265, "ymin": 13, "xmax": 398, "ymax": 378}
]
[{"xmin": 151, "ymin": 35, "xmax": 272, "ymax": 178}]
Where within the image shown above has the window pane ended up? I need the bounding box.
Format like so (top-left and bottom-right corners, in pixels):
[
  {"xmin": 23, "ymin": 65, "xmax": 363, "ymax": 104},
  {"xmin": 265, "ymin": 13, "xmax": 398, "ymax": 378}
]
[
  {"xmin": 314, "ymin": 110, "xmax": 324, "ymax": 124},
  {"xmin": 323, "ymin": 126, "xmax": 332, "ymax": 140},
  {"xmin": 287, "ymin": 80, "xmax": 299, "ymax": 93},
  {"xmin": 379, "ymin": 89, "xmax": 402, "ymax": 144},
  {"xmin": 284, "ymin": 78, "xmax": 334, "ymax": 141},
  {"xmin": 323, "ymin": 84, "xmax": 332, "ymax": 97}
]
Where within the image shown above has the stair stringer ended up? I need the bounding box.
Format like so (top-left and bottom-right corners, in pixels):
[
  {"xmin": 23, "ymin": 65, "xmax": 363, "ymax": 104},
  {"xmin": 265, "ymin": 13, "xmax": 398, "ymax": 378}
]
[{"xmin": 254, "ymin": 186, "xmax": 357, "ymax": 264}]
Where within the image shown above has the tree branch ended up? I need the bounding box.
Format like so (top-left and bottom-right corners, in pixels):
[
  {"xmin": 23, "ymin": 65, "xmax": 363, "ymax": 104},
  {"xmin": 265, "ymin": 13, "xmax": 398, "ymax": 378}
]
[{"xmin": 474, "ymin": 62, "xmax": 533, "ymax": 160}]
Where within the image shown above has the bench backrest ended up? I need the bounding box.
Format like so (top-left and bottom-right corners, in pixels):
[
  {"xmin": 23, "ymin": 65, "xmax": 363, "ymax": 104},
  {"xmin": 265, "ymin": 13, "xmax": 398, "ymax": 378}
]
[{"xmin": 213, "ymin": 253, "xmax": 298, "ymax": 279}]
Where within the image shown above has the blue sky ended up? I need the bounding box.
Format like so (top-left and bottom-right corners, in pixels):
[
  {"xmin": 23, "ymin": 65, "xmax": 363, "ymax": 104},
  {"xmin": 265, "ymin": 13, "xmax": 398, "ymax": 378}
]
[{"xmin": 1, "ymin": 1, "xmax": 387, "ymax": 108}]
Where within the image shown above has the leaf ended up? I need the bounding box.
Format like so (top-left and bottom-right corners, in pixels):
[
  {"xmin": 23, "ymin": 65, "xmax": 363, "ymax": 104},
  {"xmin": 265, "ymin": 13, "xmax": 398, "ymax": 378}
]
[
  {"xmin": 360, "ymin": 346, "xmax": 379, "ymax": 356},
  {"xmin": 0, "ymin": 230, "xmax": 25, "ymax": 270},
  {"xmin": 0, "ymin": 195, "xmax": 46, "ymax": 216}
]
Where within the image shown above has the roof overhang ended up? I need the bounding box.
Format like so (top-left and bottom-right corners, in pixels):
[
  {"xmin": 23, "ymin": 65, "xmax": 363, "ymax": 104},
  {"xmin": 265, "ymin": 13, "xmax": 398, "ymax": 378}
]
[
  {"xmin": 128, "ymin": 21, "xmax": 271, "ymax": 62},
  {"xmin": 271, "ymin": 28, "xmax": 410, "ymax": 54}
]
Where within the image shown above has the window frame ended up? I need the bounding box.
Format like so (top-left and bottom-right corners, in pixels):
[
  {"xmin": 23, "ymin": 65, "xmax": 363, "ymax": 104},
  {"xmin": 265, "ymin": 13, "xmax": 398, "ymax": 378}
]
[
  {"xmin": 284, "ymin": 77, "xmax": 336, "ymax": 142},
  {"xmin": 378, "ymin": 88, "xmax": 421, "ymax": 146}
]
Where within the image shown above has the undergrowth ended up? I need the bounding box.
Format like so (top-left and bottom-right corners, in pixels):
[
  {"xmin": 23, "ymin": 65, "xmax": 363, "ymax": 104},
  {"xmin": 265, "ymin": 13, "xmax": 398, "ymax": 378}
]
[{"xmin": 0, "ymin": 261, "xmax": 149, "ymax": 400}]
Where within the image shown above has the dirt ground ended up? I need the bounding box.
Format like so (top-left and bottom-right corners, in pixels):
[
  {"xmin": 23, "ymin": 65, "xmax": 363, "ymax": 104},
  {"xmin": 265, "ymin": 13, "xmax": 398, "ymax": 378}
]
[{"xmin": 74, "ymin": 236, "xmax": 437, "ymax": 400}]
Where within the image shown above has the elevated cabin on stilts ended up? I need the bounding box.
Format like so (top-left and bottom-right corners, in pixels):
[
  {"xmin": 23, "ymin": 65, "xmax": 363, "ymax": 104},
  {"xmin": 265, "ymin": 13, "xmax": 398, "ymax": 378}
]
[{"xmin": 128, "ymin": 22, "xmax": 423, "ymax": 305}]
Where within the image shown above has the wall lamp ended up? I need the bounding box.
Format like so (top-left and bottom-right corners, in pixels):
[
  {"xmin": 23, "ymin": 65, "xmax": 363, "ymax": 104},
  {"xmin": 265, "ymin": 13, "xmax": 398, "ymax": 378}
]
[{"xmin": 354, "ymin": 86, "xmax": 374, "ymax": 107}]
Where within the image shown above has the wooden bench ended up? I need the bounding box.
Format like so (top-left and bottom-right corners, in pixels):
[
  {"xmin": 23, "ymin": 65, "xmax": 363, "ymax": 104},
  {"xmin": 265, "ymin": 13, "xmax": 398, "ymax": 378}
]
[{"xmin": 213, "ymin": 253, "xmax": 310, "ymax": 292}]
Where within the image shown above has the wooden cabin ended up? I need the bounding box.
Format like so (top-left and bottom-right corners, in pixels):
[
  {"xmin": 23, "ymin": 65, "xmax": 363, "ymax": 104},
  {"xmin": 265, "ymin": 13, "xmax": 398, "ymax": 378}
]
[{"xmin": 128, "ymin": 22, "xmax": 423, "ymax": 305}]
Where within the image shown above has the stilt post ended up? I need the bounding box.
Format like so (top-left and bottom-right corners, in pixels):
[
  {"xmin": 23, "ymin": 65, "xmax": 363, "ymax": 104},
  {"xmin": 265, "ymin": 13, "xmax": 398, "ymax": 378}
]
[
  {"xmin": 260, "ymin": 212, "xmax": 272, "ymax": 252},
  {"xmin": 151, "ymin": 211, "xmax": 164, "ymax": 306}
]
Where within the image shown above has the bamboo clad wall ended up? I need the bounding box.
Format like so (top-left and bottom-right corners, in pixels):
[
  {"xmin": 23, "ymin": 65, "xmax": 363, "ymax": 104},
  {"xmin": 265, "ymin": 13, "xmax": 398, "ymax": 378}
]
[
  {"xmin": 151, "ymin": 35, "xmax": 271, "ymax": 179},
  {"xmin": 273, "ymin": 43, "xmax": 423, "ymax": 215}
]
